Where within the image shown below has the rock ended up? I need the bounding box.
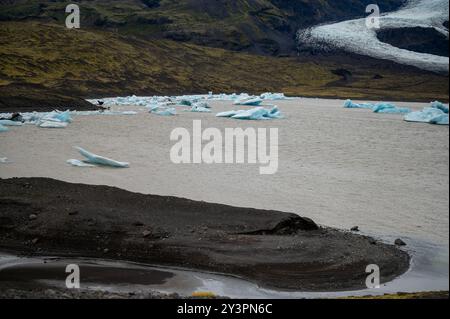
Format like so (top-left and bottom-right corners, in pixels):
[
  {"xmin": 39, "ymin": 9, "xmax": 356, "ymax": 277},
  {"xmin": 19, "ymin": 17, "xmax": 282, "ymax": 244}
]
[
  {"xmin": 29, "ymin": 214, "xmax": 37, "ymax": 220},
  {"xmin": 68, "ymin": 210, "xmax": 79, "ymax": 216},
  {"xmin": 133, "ymin": 222, "xmax": 144, "ymax": 227},
  {"xmin": 103, "ymin": 248, "xmax": 109, "ymax": 253},
  {"xmin": 351, "ymin": 226, "xmax": 360, "ymax": 232},
  {"xmin": 31, "ymin": 237, "xmax": 39, "ymax": 244},
  {"xmin": 395, "ymin": 238, "xmax": 407, "ymax": 246}
]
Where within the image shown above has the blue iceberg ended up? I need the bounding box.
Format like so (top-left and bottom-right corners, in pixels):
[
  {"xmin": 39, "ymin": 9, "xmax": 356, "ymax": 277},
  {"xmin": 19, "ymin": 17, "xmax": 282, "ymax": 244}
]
[
  {"xmin": 431, "ymin": 101, "xmax": 449, "ymax": 114},
  {"xmin": 343, "ymin": 99, "xmax": 373, "ymax": 109},
  {"xmin": 0, "ymin": 120, "xmax": 23, "ymax": 126},
  {"xmin": 344, "ymin": 100, "xmax": 410, "ymax": 114},
  {"xmin": 372, "ymin": 103, "xmax": 411, "ymax": 114},
  {"xmin": 404, "ymin": 107, "xmax": 449, "ymax": 125}
]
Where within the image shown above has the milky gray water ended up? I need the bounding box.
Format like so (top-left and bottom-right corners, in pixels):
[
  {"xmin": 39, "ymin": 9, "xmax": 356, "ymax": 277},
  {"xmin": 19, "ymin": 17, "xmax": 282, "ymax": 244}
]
[{"xmin": 0, "ymin": 98, "xmax": 448, "ymax": 296}]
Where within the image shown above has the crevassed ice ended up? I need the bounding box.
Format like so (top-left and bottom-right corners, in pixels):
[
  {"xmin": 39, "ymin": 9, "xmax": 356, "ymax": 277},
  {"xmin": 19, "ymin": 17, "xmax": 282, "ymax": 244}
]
[{"xmin": 297, "ymin": 0, "xmax": 449, "ymax": 73}]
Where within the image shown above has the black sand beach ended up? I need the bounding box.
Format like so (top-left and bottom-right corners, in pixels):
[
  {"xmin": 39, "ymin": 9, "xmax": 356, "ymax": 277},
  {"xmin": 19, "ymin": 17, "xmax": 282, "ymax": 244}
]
[{"xmin": 0, "ymin": 177, "xmax": 410, "ymax": 292}]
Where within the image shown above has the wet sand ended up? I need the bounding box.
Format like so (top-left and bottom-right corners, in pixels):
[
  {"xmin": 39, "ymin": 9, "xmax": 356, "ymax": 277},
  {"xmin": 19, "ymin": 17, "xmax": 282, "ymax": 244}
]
[
  {"xmin": 0, "ymin": 177, "xmax": 409, "ymax": 291},
  {"xmin": 0, "ymin": 97, "xmax": 448, "ymax": 294}
]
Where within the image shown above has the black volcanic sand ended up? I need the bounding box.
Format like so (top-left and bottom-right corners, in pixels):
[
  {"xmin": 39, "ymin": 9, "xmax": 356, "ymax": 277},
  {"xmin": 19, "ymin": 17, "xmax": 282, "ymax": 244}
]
[{"xmin": 0, "ymin": 178, "xmax": 410, "ymax": 291}]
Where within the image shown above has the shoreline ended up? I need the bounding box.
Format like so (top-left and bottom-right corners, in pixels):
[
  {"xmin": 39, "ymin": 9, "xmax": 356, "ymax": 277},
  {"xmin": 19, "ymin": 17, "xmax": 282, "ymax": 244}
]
[{"xmin": 0, "ymin": 177, "xmax": 410, "ymax": 292}]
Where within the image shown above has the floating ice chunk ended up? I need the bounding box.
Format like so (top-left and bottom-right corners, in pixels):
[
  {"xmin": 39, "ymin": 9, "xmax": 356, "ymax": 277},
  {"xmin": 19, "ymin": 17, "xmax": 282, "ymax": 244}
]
[
  {"xmin": 66, "ymin": 159, "xmax": 96, "ymax": 167},
  {"xmin": 218, "ymin": 106, "xmax": 283, "ymax": 120},
  {"xmin": 75, "ymin": 147, "xmax": 130, "ymax": 168},
  {"xmin": 404, "ymin": 107, "xmax": 449, "ymax": 125},
  {"xmin": 177, "ymin": 99, "xmax": 193, "ymax": 106},
  {"xmin": 43, "ymin": 110, "xmax": 73, "ymax": 123},
  {"xmin": 431, "ymin": 101, "xmax": 449, "ymax": 114},
  {"xmin": 372, "ymin": 103, "xmax": 411, "ymax": 114},
  {"xmin": 0, "ymin": 124, "xmax": 9, "ymax": 132},
  {"xmin": 260, "ymin": 92, "xmax": 286, "ymax": 100},
  {"xmin": 39, "ymin": 121, "xmax": 68, "ymax": 128},
  {"xmin": 188, "ymin": 105, "xmax": 212, "ymax": 113},
  {"xmin": 216, "ymin": 110, "xmax": 246, "ymax": 118},
  {"xmin": 150, "ymin": 106, "xmax": 177, "ymax": 116},
  {"xmin": 0, "ymin": 120, "xmax": 23, "ymax": 126},
  {"xmin": 343, "ymin": 99, "xmax": 374, "ymax": 109},
  {"xmin": 233, "ymin": 96, "xmax": 263, "ymax": 106},
  {"xmin": 0, "ymin": 157, "xmax": 11, "ymax": 164}
]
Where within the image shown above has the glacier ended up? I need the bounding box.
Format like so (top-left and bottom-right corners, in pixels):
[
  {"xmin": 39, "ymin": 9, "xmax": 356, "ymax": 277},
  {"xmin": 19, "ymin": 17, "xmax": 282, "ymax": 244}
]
[{"xmin": 297, "ymin": 0, "xmax": 449, "ymax": 73}]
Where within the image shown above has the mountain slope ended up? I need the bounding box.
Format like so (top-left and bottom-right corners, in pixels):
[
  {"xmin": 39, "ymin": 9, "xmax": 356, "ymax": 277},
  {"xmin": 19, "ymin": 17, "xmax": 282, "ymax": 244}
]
[{"xmin": 0, "ymin": 0, "xmax": 405, "ymax": 56}]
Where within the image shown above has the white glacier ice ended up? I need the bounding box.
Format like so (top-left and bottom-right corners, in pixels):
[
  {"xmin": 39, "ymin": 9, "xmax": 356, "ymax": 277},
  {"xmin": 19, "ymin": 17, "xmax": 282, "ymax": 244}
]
[
  {"xmin": 297, "ymin": 0, "xmax": 449, "ymax": 73},
  {"xmin": 74, "ymin": 147, "xmax": 130, "ymax": 168},
  {"xmin": 66, "ymin": 159, "xmax": 96, "ymax": 167},
  {"xmin": 39, "ymin": 121, "xmax": 68, "ymax": 128}
]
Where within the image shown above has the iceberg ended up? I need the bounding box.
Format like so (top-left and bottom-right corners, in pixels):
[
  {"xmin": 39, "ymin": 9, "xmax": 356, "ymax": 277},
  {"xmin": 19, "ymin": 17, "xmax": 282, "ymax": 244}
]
[
  {"xmin": 404, "ymin": 107, "xmax": 449, "ymax": 125},
  {"xmin": 343, "ymin": 100, "xmax": 410, "ymax": 113},
  {"xmin": 431, "ymin": 101, "xmax": 449, "ymax": 114},
  {"xmin": 0, "ymin": 124, "xmax": 9, "ymax": 132},
  {"xmin": 343, "ymin": 99, "xmax": 374, "ymax": 109},
  {"xmin": 188, "ymin": 105, "xmax": 211, "ymax": 113},
  {"xmin": 39, "ymin": 121, "xmax": 68, "ymax": 128},
  {"xmin": 372, "ymin": 103, "xmax": 411, "ymax": 114},
  {"xmin": 66, "ymin": 159, "xmax": 96, "ymax": 167},
  {"xmin": 217, "ymin": 106, "xmax": 283, "ymax": 120},
  {"xmin": 233, "ymin": 96, "xmax": 263, "ymax": 106},
  {"xmin": 0, "ymin": 120, "xmax": 23, "ymax": 126},
  {"xmin": 150, "ymin": 106, "xmax": 177, "ymax": 116},
  {"xmin": 216, "ymin": 110, "xmax": 246, "ymax": 118},
  {"xmin": 260, "ymin": 92, "xmax": 287, "ymax": 100},
  {"xmin": 75, "ymin": 147, "xmax": 130, "ymax": 168}
]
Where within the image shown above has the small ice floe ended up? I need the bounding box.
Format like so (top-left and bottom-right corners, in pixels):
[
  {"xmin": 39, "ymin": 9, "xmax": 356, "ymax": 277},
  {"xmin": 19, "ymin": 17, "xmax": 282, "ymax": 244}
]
[
  {"xmin": 0, "ymin": 157, "xmax": 11, "ymax": 164},
  {"xmin": 149, "ymin": 105, "xmax": 177, "ymax": 116},
  {"xmin": 233, "ymin": 96, "xmax": 263, "ymax": 106},
  {"xmin": 343, "ymin": 100, "xmax": 410, "ymax": 114},
  {"xmin": 0, "ymin": 120, "xmax": 23, "ymax": 126},
  {"xmin": 39, "ymin": 121, "xmax": 68, "ymax": 128},
  {"xmin": 187, "ymin": 104, "xmax": 212, "ymax": 113},
  {"xmin": 404, "ymin": 107, "xmax": 449, "ymax": 125},
  {"xmin": 216, "ymin": 106, "xmax": 283, "ymax": 120},
  {"xmin": 260, "ymin": 92, "xmax": 287, "ymax": 100},
  {"xmin": 431, "ymin": 101, "xmax": 449, "ymax": 114},
  {"xmin": 71, "ymin": 147, "xmax": 130, "ymax": 168},
  {"xmin": 372, "ymin": 103, "xmax": 411, "ymax": 114},
  {"xmin": 343, "ymin": 99, "xmax": 375, "ymax": 109},
  {"xmin": 66, "ymin": 159, "xmax": 96, "ymax": 167}
]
